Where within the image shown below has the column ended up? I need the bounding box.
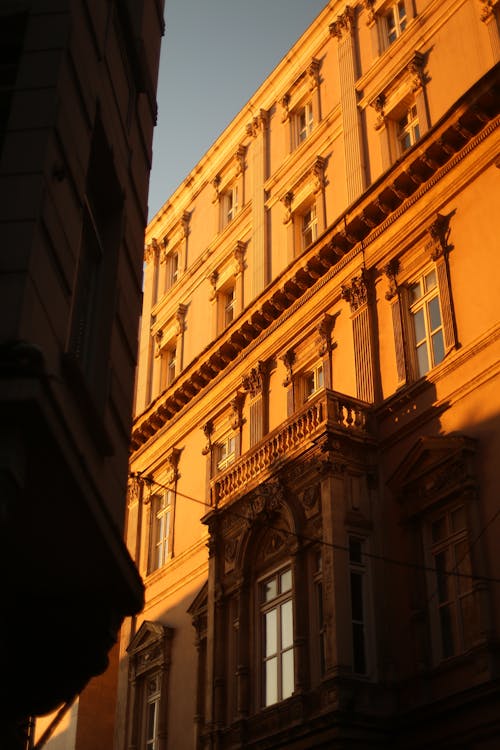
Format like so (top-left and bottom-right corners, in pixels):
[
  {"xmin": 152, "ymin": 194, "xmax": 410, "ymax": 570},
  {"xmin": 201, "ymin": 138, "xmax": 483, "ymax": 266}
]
[
  {"xmin": 247, "ymin": 110, "xmax": 269, "ymax": 297},
  {"xmin": 330, "ymin": 6, "xmax": 367, "ymax": 203},
  {"xmin": 480, "ymin": 0, "xmax": 500, "ymax": 60}
]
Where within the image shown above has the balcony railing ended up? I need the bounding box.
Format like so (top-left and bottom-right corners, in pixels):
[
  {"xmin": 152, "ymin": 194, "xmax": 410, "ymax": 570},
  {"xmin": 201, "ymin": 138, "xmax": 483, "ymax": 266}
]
[{"xmin": 211, "ymin": 389, "xmax": 371, "ymax": 506}]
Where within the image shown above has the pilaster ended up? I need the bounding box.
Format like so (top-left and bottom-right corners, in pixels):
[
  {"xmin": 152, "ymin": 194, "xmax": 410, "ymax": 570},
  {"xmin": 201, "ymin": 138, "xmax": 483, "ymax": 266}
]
[{"xmin": 247, "ymin": 110, "xmax": 269, "ymax": 297}]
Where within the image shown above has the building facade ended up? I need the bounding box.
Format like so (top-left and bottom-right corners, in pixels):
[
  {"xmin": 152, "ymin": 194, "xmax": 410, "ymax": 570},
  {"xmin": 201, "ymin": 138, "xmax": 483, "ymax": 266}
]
[
  {"xmin": 0, "ymin": 0, "xmax": 164, "ymax": 747},
  {"xmin": 120, "ymin": 0, "xmax": 500, "ymax": 748}
]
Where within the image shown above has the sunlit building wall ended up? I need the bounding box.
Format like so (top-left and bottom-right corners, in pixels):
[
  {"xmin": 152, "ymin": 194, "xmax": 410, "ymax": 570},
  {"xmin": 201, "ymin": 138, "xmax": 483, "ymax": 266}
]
[{"xmin": 119, "ymin": 0, "xmax": 500, "ymax": 748}]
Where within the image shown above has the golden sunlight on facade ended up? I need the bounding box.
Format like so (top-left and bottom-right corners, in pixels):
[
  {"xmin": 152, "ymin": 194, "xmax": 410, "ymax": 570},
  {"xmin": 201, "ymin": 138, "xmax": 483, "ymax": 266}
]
[{"xmin": 119, "ymin": 0, "xmax": 500, "ymax": 748}]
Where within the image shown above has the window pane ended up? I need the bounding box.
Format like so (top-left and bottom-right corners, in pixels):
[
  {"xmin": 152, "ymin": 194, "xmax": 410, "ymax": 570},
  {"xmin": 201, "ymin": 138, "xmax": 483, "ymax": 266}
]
[
  {"xmin": 409, "ymin": 281, "xmax": 422, "ymax": 303},
  {"xmin": 263, "ymin": 577, "xmax": 277, "ymax": 602},
  {"xmin": 281, "ymin": 600, "xmax": 293, "ymax": 649},
  {"xmin": 350, "ymin": 572, "xmax": 364, "ymax": 622},
  {"xmin": 439, "ymin": 603, "xmax": 455, "ymax": 658},
  {"xmin": 412, "ymin": 308, "xmax": 426, "ymax": 343},
  {"xmin": 282, "ymin": 648, "xmax": 294, "ymax": 699},
  {"xmin": 265, "ymin": 657, "xmax": 278, "ymax": 706},
  {"xmin": 416, "ymin": 342, "xmax": 429, "ymax": 377},
  {"xmin": 352, "ymin": 622, "xmax": 367, "ymax": 673},
  {"xmin": 435, "ymin": 550, "xmax": 450, "ymax": 603},
  {"xmin": 424, "ymin": 268, "xmax": 437, "ymax": 291},
  {"xmin": 265, "ymin": 609, "xmax": 277, "ymax": 656},
  {"xmin": 349, "ymin": 537, "xmax": 363, "ymax": 564},
  {"xmin": 460, "ymin": 592, "xmax": 477, "ymax": 651},
  {"xmin": 428, "ymin": 296, "xmax": 442, "ymax": 331},
  {"xmin": 431, "ymin": 329, "xmax": 445, "ymax": 366},
  {"xmin": 280, "ymin": 569, "xmax": 292, "ymax": 593}
]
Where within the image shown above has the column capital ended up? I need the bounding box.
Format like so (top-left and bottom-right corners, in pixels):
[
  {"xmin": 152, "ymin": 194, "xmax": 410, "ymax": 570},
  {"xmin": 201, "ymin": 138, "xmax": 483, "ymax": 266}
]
[
  {"xmin": 341, "ymin": 269, "xmax": 370, "ymax": 312},
  {"xmin": 329, "ymin": 5, "xmax": 355, "ymax": 39},
  {"xmin": 426, "ymin": 213, "xmax": 452, "ymax": 260}
]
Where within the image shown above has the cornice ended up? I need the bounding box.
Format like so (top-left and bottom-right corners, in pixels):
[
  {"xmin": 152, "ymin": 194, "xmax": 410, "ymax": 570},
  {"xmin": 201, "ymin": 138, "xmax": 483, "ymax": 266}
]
[{"xmin": 131, "ymin": 68, "xmax": 500, "ymax": 452}]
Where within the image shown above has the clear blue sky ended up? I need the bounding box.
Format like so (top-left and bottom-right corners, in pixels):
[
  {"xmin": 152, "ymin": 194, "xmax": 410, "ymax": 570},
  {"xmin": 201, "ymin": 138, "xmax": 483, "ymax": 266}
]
[{"xmin": 148, "ymin": 0, "xmax": 329, "ymax": 219}]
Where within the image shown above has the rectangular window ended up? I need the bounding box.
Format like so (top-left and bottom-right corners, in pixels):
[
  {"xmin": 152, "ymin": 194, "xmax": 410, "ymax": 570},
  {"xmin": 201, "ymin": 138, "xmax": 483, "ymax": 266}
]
[
  {"xmin": 430, "ymin": 506, "xmax": 477, "ymax": 660},
  {"xmin": 303, "ymin": 362, "xmax": 324, "ymax": 400},
  {"xmin": 349, "ymin": 537, "xmax": 367, "ymax": 674},
  {"xmin": 261, "ymin": 567, "xmax": 294, "ymax": 706},
  {"xmin": 385, "ymin": 0, "xmax": 407, "ymax": 44},
  {"xmin": 223, "ymin": 286, "xmax": 235, "ymax": 327},
  {"xmin": 149, "ymin": 491, "xmax": 172, "ymax": 573},
  {"xmin": 223, "ymin": 186, "xmax": 238, "ymax": 226},
  {"xmin": 314, "ymin": 552, "xmax": 326, "ymax": 676},
  {"xmin": 216, "ymin": 434, "xmax": 236, "ymax": 471},
  {"xmin": 397, "ymin": 103, "xmax": 420, "ymax": 153},
  {"xmin": 409, "ymin": 268, "xmax": 445, "ymax": 377},
  {"xmin": 166, "ymin": 251, "xmax": 179, "ymax": 290},
  {"xmin": 295, "ymin": 101, "xmax": 313, "ymax": 146},
  {"xmin": 144, "ymin": 672, "xmax": 161, "ymax": 750},
  {"xmin": 160, "ymin": 343, "xmax": 177, "ymax": 390},
  {"xmin": 302, "ymin": 204, "xmax": 318, "ymax": 249}
]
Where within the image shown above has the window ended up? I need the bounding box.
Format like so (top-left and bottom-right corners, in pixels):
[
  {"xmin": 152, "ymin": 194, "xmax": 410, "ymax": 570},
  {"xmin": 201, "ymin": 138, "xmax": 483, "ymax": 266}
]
[
  {"xmin": 429, "ymin": 505, "xmax": 477, "ymax": 660},
  {"xmin": 144, "ymin": 673, "xmax": 161, "ymax": 750},
  {"xmin": 260, "ymin": 567, "xmax": 294, "ymax": 706},
  {"xmin": 222, "ymin": 185, "xmax": 238, "ymax": 226},
  {"xmin": 223, "ymin": 285, "xmax": 235, "ymax": 327},
  {"xmin": 303, "ymin": 362, "xmax": 324, "ymax": 400},
  {"xmin": 349, "ymin": 537, "xmax": 367, "ymax": 674},
  {"xmin": 301, "ymin": 204, "xmax": 318, "ymax": 249},
  {"xmin": 149, "ymin": 490, "xmax": 172, "ymax": 572},
  {"xmin": 160, "ymin": 344, "xmax": 177, "ymax": 390},
  {"xmin": 165, "ymin": 250, "xmax": 179, "ymax": 290},
  {"xmin": 294, "ymin": 101, "xmax": 313, "ymax": 147},
  {"xmin": 397, "ymin": 103, "xmax": 420, "ymax": 153},
  {"xmin": 409, "ymin": 268, "xmax": 445, "ymax": 377},
  {"xmin": 216, "ymin": 434, "xmax": 236, "ymax": 472},
  {"xmin": 314, "ymin": 552, "xmax": 326, "ymax": 676},
  {"xmin": 384, "ymin": 0, "xmax": 407, "ymax": 44}
]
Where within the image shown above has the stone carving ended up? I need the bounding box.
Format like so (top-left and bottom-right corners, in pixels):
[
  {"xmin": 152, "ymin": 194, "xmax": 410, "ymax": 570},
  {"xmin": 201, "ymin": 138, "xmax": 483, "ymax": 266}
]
[
  {"xmin": 242, "ymin": 360, "xmax": 269, "ymax": 397},
  {"xmin": 166, "ymin": 447, "xmax": 181, "ymax": 484},
  {"xmin": 230, "ymin": 391, "xmax": 246, "ymax": 430},
  {"xmin": 281, "ymin": 93, "xmax": 291, "ymax": 122},
  {"xmin": 181, "ymin": 210, "xmax": 191, "ymax": 238},
  {"xmin": 317, "ymin": 313, "xmax": 337, "ymax": 355},
  {"xmin": 308, "ymin": 58, "xmax": 321, "ymax": 90},
  {"xmin": 212, "ymin": 174, "xmax": 221, "ymax": 201},
  {"xmin": 175, "ymin": 304, "xmax": 188, "ymax": 334},
  {"xmin": 341, "ymin": 269, "xmax": 370, "ymax": 312},
  {"xmin": 281, "ymin": 191, "xmax": 294, "ymax": 224},
  {"xmin": 246, "ymin": 109, "xmax": 268, "ymax": 138},
  {"xmin": 144, "ymin": 237, "xmax": 159, "ymax": 263},
  {"xmin": 312, "ymin": 156, "xmax": 327, "ymax": 194},
  {"xmin": 426, "ymin": 213, "xmax": 451, "ymax": 260},
  {"xmin": 329, "ymin": 5, "xmax": 355, "ymax": 39},
  {"xmin": 384, "ymin": 258, "xmax": 400, "ymax": 301},
  {"xmin": 201, "ymin": 420, "xmax": 214, "ymax": 455},
  {"xmin": 233, "ymin": 241, "xmax": 246, "ymax": 275},
  {"xmin": 408, "ymin": 52, "xmax": 426, "ymax": 92},
  {"xmin": 281, "ymin": 349, "xmax": 296, "ymax": 386}
]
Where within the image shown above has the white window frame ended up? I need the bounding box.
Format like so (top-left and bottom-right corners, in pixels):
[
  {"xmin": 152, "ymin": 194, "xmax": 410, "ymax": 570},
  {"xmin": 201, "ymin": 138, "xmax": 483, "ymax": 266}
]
[
  {"xmin": 397, "ymin": 103, "xmax": 420, "ymax": 154},
  {"xmin": 149, "ymin": 490, "xmax": 173, "ymax": 573},
  {"xmin": 165, "ymin": 250, "xmax": 179, "ymax": 290},
  {"xmin": 384, "ymin": 0, "xmax": 407, "ymax": 45},
  {"xmin": 260, "ymin": 566, "xmax": 295, "ymax": 707},
  {"xmin": 301, "ymin": 204, "xmax": 318, "ymax": 250},
  {"xmin": 302, "ymin": 361, "xmax": 324, "ymax": 401},
  {"xmin": 294, "ymin": 100, "xmax": 314, "ymax": 148},
  {"xmin": 408, "ymin": 267, "xmax": 445, "ymax": 378},
  {"xmin": 143, "ymin": 672, "xmax": 161, "ymax": 750},
  {"xmin": 222, "ymin": 185, "xmax": 239, "ymax": 227},
  {"xmin": 216, "ymin": 433, "xmax": 236, "ymax": 472}
]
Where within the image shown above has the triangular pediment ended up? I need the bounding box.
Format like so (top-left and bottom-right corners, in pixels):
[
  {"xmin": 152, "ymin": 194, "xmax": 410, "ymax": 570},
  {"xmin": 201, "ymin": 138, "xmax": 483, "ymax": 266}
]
[
  {"xmin": 187, "ymin": 581, "xmax": 208, "ymax": 617},
  {"xmin": 388, "ymin": 434, "xmax": 476, "ymax": 495},
  {"xmin": 127, "ymin": 620, "xmax": 167, "ymax": 655}
]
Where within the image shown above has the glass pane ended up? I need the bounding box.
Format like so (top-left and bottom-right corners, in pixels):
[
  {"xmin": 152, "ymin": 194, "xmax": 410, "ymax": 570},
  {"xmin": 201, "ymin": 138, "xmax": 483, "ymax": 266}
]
[
  {"xmin": 424, "ymin": 268, "xmax": 437, "ymax": 291},
  {"xmin": 416, "ymin": 342, "xmax": 429, "ymax": 377},
  {"xmin": 409, "ymin": 281, "xmax": 422, "ymax": 303},
  {"xmin": 282, "ymin": 648, "xmax": 294, "ymax": 699},
  {"xmin": 146, "ymin": 701, "xmax": 157, "ymax": 742},
  {"xmin": 352, "ymin": 622, "xmax": 367, "ymax": 673},
  {"xmin": 428, "ymin": 296, "xmax": 442, "ymax": 332},
  {"xmin": 460, "ymin": 592, "xmax": 477, "ymax": 650},
  {"xmin": 281, "ymin": 600, "xmax": 293, "ymax": 649},
  {"xmin": 265, "ymin": 657, "xmax": 278, "ymax": 706},
  {"xmin": 431, "ymin": 515, "xmax": 447, "ymax": 543},
  {"xmin": 431, "ymin": 330, "xmax": 445, "ymax": 366},
  {"xmin": 454, "ymin": 540, "xmax": 472, "ymax": 594},
  {"xmin": 317, "ymin": 364, "xmax": 324, "ymax": 388},
  {"xmin": 349, "ymin": 537, "xmax": 363, "ymax": 564},
  {"xmin": 265, "ymin": 609, "xmax": 277, "ymax": 656},
  {"xmin": 439, "ymin": 603, "xmax": 455, "ymax": 658},
  {"xmin": 280, "ymin": 569, "xmax": 292, "ymax": 593},
  {"xmin": 451, "ymin": 506, "xmax": 466, "ymax": 532},
  {"xmin": 350, "ymin": 572, "xmax": 364, "ymax": 622},
  {"xmin": 412, "ymin": 308, "xmax": 426, "ymax": 343},
  {"xmin": 435, "ymin": 551, "xmax": 449, "ymax": 603},
  {"xmin": 263, "ymin": 577, "xmax": 277, "ymax": 602}
]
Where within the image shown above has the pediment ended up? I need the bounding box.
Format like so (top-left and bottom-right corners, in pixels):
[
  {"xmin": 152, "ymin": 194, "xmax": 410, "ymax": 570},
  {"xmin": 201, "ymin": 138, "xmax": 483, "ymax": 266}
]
[
  {"xmin": 187, "ymin": 581, "xmax": 208, "ymax": 617},
  {"xmin": 127, "ymin": 620, "xmax": 169, "ymax": 655},
  {"xmin": 388, "ymin": 435, "xmax": 476, "ymax": 505}
]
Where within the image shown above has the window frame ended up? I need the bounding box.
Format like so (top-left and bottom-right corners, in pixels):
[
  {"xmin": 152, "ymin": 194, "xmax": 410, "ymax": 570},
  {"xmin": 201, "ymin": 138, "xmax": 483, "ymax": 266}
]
[
  {"xmin": 293, "ymin": 100, "xmax": 314, "ymax": 148},
  {"xmin": 302, "ymin": 361, "xmax": 324, "ymax": 401},
  {"xmin": 407, "ymin": 267, "xmax": 445, "ymax": 378},
  {"xmin": 148, "ymin": 489, "xmax": 173, "ymax": 574},
  {"xmin": 215, "ymin": 432, "xmax": 237, "ymax": 472},
  {"xmin": 259, "ymin": 565, "xmax": 295, "ymax": 708},
  {"xmin": 348, "ymin": 536, "xmax": 369, "ymax": 675},
  {"xmin": 384, "ymin": 0, "xmax": 407, "ymax": 45},
  {"xmin": 301, "ymin": 203, "xmax": 318, "ymax": 250},
  {"xmin": 221, "ymin": 184, "xmax": 239, "ymax": 227}
]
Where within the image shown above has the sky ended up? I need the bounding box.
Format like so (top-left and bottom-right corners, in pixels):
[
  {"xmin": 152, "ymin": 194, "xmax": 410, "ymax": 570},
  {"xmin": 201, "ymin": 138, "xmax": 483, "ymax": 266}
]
[{"xmin": 147, "ymin": 0, "xmax": 329, "ymax": 219}]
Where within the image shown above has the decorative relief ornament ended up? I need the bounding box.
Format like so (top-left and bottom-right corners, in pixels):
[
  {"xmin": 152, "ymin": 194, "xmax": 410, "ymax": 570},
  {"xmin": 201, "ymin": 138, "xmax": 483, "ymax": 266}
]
[
  {"xmin": 246, "ymin": 109, "xmax": 268, "ymax": 138},
  {"xmin": 230, "ymin": 391, "xmax": 246, "ymax": 430},
  {"xmin": 181, "ymin": 210, "xmax": 191, "ymax": 238},
  {"xmin": 212, "ymin": 174, "xmax": 221, "ymax": 201},
  {"xmin": 144, "ymin": 237, "xmax": 159, "ymax": 263},
  {"xmin": 363, "ymin": 0, "xmax": 376, "ymax": 25},
  {"xmin": 242, "ymin": 360, "xmax": 269, "ymax": 397},
  {"xmin": 371, "ymin": 93, "xmax": 386, "ymax": 131},
  {"xmin": 408, "ymin": 51, "xmax": 426, "ymax": 92},
  {"xmin": 384, "ymin": 258, "xmax": 400, "ymax": 301},
  {"xmin": 166, "ymin": 447, "xmax": 181, "ymax": 484},
  {"xmin": 281, "ymin": 349, "xmax": 296, "ymax": 386},
  {"xmin": 233, "ymin": 241, "xmax": 246, "ymax": 276},
  {"xmin": 341, "ymin": 269, "xmax": 370, "ymax": 312},
  {"xmin": 154, "ymin": 328, "xmax": 163, "ymax": 356},
  {"xmin": 208, "ymin": 270, "xmax": 218, "ymax": 300},
  {"xmin": 281, "ymin": 191, "xmax": 294, "ymax": 224},
  {"xmin": 426, "ymin": 213, "xmax": 451, "ymax": 260},
  {"xmin": 480, "ymin": 0, "xmax": 500, "ymax": 21},
  {"xmin": 281, "ymin": 93, "xmax": 291, "ymax": 122},
  {"xmin": 236, "ymin": 145, "xmax": 246, "ymax": 174},
  {"xmin": 317, "ymin": 313, "xmax": 337, "ymax": 355},
  {"xmin": 175, "ymin": 304, "xmax": 188, "ymax": 334},
  {"xmin": 201, "ymin": 420, "xmax": 214, "ymax": 455},
  {"xmin": 329, "ymin": 5, "xmax": 355, "ymax": 39},
  {"xmin": 307, "ymin": 58, "xmax": 321, "ymax": 90},
  {"xmin": 312, "ymin": 156, "xmax": 327, "ymax": 194}
]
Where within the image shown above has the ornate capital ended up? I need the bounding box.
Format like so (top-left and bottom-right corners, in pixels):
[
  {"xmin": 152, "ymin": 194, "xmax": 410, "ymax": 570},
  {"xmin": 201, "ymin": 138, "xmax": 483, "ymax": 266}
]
[
  {"xmin": 154, "ymin": 329, "xmax": 163, "ymax": 356},
  {"xmin": 246, "ymin": 109, "xmax": 268, "ymax": 138},
  {"xmin": 329, "ymin": 5, "xmax": 355, "ymax": 39},
  {"xmin": 363, "ymin": 0, "xmax": 376, "ymax": 25},
  {"xmin": 281, "ymin": 191, "xmax": 294, "ymax": 224},
  {"xmin": 166, "ymin": 447, "xmax": 181, "ymax": 484},
  {"xmin": 341, "ymin": 269, "xmax": 370, "ymax": 312},
  {"xmin": 307, "ymin": 58, "xmax": 321, "ymax": 90},
  {"xmin": 371, "ymin": 93, "xmax": 386, "ymax": 130},
  {"xmin": 242, "ymin": 360, "xmax": 270, "ymax": 397},
  {"xmin": 144, "ymin": 237, "xmax": 159, "ymax": 264},
  {"xmin": 208, "ymin": 270, "xmax": 218, "ymax": 300},
  {"xmin": 312, "ymin": 156, "xmax": 327, "ymax": 194},
  {"xmin": 281, "ymin": 349, "xmax": 296, "ymax": 386},
  {"xmin": 426, "ymin": 213, "xmax": 451, "ymax": 260},
  {"xmin": 480, "ymin": 0, "xmax": 500, "ymax": 21},
  {"xmin": 384, "ymin": 258, "xmax": 400, "ymax": 301},
  {"xmin": 236, "ymin": 144, "xmax": 246, "ymax": 174}
]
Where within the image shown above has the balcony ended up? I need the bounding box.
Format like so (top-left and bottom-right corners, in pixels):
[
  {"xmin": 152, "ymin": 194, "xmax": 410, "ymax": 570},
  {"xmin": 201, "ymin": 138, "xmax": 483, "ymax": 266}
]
[{"xmin": 211, "ymin": 389, "xmax": 373, "ymax": 506}]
